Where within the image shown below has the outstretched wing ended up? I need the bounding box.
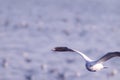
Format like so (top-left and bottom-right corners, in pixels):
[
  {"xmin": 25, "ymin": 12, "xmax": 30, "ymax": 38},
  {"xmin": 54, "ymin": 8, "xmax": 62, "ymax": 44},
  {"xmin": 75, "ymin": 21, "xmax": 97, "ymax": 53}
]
[
  {"xmin": 96, "ymin": 52, "xmax": 120, "ymax": 63},
  {"xmin": 52, "ymin": 47, "xmax": 93, "ymax": 62}
]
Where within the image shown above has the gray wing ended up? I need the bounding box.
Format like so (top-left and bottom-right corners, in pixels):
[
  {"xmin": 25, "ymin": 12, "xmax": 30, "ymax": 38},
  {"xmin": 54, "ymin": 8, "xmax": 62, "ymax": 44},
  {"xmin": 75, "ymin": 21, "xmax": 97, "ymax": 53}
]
[{"xmin": 96, "ymin": 52, "xmax": 120, "ymax": 63}]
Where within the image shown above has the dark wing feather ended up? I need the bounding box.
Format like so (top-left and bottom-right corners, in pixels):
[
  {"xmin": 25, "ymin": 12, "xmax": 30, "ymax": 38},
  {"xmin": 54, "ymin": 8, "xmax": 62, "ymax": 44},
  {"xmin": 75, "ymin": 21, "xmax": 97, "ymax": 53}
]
[
  {"xmin": 96, "ymin": 52, "xmax": 120, "ymax": 63},
  {"xmin": 52, "ymin": 47, "xmax": 74, "ymax": 52}
]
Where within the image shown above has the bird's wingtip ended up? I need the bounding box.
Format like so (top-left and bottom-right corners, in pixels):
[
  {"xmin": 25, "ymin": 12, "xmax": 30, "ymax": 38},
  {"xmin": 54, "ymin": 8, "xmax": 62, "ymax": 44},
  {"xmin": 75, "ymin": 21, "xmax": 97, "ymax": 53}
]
[{"xmin": 52, "ymin": 47, "xmax": 73, "ymax": 52}]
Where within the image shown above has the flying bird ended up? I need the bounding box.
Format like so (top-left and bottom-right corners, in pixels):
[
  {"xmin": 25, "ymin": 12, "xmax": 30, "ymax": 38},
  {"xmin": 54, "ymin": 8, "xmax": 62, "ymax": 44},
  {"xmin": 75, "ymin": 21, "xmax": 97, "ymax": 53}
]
[{"xmin": 52, "ymin": 47, "xmax": 120, "ymax": 72}]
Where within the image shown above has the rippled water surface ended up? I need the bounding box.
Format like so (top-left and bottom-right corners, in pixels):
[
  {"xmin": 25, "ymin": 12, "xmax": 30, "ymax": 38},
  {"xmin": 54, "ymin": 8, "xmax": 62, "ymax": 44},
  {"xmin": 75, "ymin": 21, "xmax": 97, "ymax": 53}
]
[{"xmin": 0, "ymin": 0, "xmax": 120, "ymax": 80}]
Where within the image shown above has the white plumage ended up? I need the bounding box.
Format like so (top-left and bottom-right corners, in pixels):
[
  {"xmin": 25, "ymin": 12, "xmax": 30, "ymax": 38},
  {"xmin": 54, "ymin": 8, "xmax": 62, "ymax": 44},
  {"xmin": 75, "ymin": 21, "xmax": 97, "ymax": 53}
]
[{"xmin": 52, "ymin": 47, "xmax": 120, "ymax": 72}]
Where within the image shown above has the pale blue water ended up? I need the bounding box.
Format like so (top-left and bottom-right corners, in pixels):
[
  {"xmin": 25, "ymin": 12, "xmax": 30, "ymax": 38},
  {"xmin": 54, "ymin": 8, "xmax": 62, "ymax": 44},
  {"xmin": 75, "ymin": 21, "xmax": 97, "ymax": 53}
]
[{"xmin": 0, "ymin": 0, "xmax": 120, "ymax": 80}]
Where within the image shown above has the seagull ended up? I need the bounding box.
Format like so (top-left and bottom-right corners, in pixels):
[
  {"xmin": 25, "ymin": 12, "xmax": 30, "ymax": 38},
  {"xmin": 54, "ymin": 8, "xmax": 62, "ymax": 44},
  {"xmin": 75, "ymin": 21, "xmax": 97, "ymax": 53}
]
[{"xmin": 52, "ymin": 47, "xmax": 120, "ymax": 72}]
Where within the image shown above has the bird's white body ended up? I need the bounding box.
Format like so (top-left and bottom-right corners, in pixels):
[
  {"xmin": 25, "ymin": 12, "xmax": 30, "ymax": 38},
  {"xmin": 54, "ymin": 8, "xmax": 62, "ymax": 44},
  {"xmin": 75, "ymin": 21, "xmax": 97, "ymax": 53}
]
[
  {"xmin": 86, "ymin": 62, "xmax": 104, "ymax": 72},
  {"xmin": 53, "ymin": 47, "xmax": 120, "ymax": 72},
  {"xmin": 90, "ymin": 63, "xmax": 104, "ymax": 71}
]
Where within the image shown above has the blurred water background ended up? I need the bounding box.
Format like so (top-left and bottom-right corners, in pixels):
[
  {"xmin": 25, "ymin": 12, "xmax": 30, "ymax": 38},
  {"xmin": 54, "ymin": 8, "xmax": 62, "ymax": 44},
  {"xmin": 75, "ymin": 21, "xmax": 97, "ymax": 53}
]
[{"xmin": 0, "ymin": 0, "xmax": 120, "ymax": 80}]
